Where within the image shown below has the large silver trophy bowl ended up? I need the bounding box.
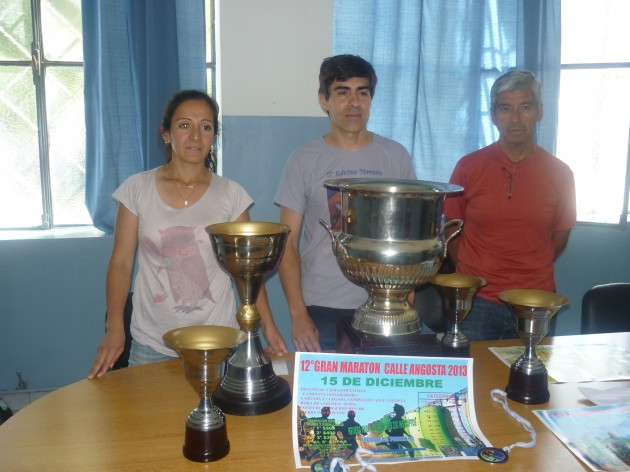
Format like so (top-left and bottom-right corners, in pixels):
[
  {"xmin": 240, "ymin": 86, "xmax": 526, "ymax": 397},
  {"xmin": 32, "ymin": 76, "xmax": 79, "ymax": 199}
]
[
  {"xmin": 163, "ymin": 325, "xmax": 247, "ymax": 462},
  {"xmin": 206, "ymin": 221, "xmax": 292, "ymax": 416},
  {"xmin": 499, "ymin": 289, "xmax": 569, "ymax": 404},
  {"xmin": 431, "ymin": 273, "xmax": 487, "ymax": 353},
  {"xmin": 321, "ymin": 178, "xmax": 463, "ymax": 336}
]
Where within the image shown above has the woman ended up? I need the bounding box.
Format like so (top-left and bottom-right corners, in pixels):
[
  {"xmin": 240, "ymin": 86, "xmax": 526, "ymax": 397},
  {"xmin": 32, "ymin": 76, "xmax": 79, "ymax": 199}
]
[{"xmin": 89, "ymin": 90, "xmax": 287, "ymax": 379}]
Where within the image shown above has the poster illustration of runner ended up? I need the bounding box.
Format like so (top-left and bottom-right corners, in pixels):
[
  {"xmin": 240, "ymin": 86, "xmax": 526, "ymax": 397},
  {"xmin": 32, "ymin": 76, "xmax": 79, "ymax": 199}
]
[{"xmin": 292, "ymin": 352, "xmax": 491, "ymax": 468}]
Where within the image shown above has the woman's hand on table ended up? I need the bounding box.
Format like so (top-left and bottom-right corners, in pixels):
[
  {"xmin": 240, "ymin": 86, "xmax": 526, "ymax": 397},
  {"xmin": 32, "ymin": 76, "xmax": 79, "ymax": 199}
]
[
  {"xmin": 261, "ymin": 321, "xmax": 289, "ymax": 356},
  {"xmin": 88, "ymin": 327, "xmax": 126, "ymax": 379},
  {"xmin": 291, "ymin": 316, "xmax": 321, "ymax": 352}
]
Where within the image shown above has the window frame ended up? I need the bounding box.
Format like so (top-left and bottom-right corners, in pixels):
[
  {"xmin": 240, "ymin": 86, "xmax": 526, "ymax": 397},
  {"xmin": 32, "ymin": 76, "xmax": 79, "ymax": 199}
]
[{"xmin": 31, "ymin": 0, "xmax": 84, "ymax": 230}]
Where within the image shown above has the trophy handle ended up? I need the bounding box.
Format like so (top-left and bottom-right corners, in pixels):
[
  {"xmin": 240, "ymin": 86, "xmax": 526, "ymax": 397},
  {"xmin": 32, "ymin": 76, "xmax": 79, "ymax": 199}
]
[
  {"xmin": 319, "ymin": 219, "xmax": 349, "ymax": 261},
  {"xmin": 440, "ymin": 218, "xmax": 463, "ymax": 259}
]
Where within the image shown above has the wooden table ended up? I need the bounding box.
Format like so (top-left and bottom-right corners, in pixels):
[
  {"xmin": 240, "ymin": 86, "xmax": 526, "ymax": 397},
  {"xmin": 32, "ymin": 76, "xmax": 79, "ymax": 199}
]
[{"xmin": 0, "ymin": 333, "xmax": 628, "ymax": 471}]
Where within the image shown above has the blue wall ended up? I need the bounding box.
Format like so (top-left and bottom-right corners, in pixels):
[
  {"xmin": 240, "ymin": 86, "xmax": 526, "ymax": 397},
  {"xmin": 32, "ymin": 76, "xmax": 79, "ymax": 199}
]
[
  {"xmin": 553, "ymin": 223, "xmax": 630, "ymax": 334},
  {"xmin": 1, "ymin": 116, "xmax": 629, "ymax": 392},
  {"xmin": 0, "ymin": 236, "xmax": 112, "ymax": 390},
  {"xmin": 220, "ymin": 116, "xmax": 331, "ymax": 352}
]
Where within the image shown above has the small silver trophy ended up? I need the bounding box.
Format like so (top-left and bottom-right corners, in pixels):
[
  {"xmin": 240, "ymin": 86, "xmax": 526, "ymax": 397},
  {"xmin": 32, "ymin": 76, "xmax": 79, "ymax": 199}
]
[
  {"xmin": 163, "ymin": 325, "xmax": 247, "ymax": 462},
  {"xmin": 499, "ymin": 289, "xmax": 569, "ymax": 404},
  {"xmin": 431, "ymin": 273, "xmax": 487, "ymax": 354}
]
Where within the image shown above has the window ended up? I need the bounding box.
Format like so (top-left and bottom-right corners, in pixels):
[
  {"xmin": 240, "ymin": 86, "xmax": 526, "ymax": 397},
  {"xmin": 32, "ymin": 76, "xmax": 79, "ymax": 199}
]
[
  {"xmin": 1, "ymin": 0, "xmax": 86, "ymax": 230},
  {"xmin": 205, "ymin": 0, "xmax": 219, "ymax": 172},
  {"xmin": 556, "ymin": 0, "xmax": 630, "ymax": 225},
  {"xmin": 205, "ymin": 0, "xmax": 216, "ymax": 97},
  {"xmin": 0, "ymin": 0, "xmax": 217, "ymax": 231}
]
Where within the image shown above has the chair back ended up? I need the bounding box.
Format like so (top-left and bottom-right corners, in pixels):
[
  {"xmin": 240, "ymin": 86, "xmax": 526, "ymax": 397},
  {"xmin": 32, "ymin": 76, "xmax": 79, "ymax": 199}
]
[
  {"xmin": 581, "ymin": 283, "xmax": 630, "ymax": 334},
  {"xmin": 111, "ymin": 292, "xmax": 134, "ymax": 370}
]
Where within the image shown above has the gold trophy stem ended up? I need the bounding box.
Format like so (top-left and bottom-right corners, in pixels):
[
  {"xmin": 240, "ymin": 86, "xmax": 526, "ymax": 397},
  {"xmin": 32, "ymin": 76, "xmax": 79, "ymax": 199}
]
[{"xmin": 236, "ymin": 303, "xmax": 260, "ymax": 332}]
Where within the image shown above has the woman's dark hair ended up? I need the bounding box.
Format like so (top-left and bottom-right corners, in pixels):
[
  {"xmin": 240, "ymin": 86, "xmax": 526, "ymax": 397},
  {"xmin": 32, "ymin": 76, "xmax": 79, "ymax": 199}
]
[{"xmin": 161, "ymin": 89, "xmax": 220, "ymax": 172}]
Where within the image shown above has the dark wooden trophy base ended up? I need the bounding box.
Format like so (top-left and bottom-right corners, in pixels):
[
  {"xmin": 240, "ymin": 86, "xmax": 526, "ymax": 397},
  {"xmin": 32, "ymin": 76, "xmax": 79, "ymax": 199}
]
[
  {"xmin": 505, "ymin": 364, "xmax": 550, "ymax": 404},
  {"xmin": 336, "ymin": 316, "xmax": 470, "ymax": 357},
  {"xmin": 183, "ymin": 422, "xmax": 229, "ymax": 462}
]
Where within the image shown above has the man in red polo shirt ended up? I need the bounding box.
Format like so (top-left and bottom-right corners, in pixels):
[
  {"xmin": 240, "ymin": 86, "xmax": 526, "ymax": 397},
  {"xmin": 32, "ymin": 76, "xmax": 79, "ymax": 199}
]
[{"xmin": 443, "ymin": 70, "xmax": 576, "ymax": 340}]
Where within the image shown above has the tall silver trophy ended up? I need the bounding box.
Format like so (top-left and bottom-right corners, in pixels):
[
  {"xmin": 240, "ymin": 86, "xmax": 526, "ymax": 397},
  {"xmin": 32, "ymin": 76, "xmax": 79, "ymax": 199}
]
[
  {"xmin": 321, "ymin": 178, "xmax": 463, "ymax": 336},
  {"xmin": 163, "ymin": 325, "xmax": 247, "ymax": 462},
  {"xmin": 206, "ymin": 222, "xmax": 292, "ymax": 416},
  {"xmin": 499, "ymin": 289, "xmax": 569, "ymax": 404}
]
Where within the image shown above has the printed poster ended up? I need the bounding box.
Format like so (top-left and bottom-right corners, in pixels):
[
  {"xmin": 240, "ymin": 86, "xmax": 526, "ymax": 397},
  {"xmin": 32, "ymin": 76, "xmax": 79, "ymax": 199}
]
[
  {"xmin": 534, "ymin": 403, "xmax": 630, "ymax": 471},
  {"xmin": 292, "ymin": 352, "xmax": 491, "ymax": 468}
]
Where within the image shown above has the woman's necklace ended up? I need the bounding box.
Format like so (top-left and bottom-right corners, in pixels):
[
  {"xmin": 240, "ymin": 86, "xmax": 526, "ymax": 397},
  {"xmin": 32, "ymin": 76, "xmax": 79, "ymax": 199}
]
[
  {"xmin": 166, "ymin": 163, "xmax": 209, "ymax": 207},
  {"xmin": 174, "ymin": 181, "xmax": 195, "ymax": 206}
]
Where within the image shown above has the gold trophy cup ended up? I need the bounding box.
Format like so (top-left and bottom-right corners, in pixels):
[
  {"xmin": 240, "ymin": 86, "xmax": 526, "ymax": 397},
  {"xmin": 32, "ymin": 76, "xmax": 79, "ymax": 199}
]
[
  {"xmin": 431, "ymin": 274, "xmax": 487, "ymax": 355},
  {"xmin": 163, "ymin": 325, "xmax": 247, "ymax": 462},
  {"xmin": 206, "ymin": 221, "xmax": 292, "ymax": 416},
  {"xmin": 499, "ymin": 289, "xmax": 569, "ymax": 404}
]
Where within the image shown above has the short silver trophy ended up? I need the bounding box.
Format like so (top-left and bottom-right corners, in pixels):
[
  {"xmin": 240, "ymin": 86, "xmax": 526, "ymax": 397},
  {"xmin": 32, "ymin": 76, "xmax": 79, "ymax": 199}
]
[
  {"xmin": 431, "ymin": 273, "xmax": 487, "ymax": 355},
  {"xmin": 163, "ymin": 325, "xmax": 247, "ymax": 462},
  {"xmin": 499, "ymin": 289, "xmax": 569, "ymax": 404}
]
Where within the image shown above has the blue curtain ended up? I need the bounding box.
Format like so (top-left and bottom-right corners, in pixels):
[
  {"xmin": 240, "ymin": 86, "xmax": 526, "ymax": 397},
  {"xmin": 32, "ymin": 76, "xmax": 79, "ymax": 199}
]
[
  {"xmin": 82, "ymin": 0, "xmax": 207, "ymax": 234},
  {"xmin": 333, "ymin": 0, "xmax": 560, "ymax": 182}
]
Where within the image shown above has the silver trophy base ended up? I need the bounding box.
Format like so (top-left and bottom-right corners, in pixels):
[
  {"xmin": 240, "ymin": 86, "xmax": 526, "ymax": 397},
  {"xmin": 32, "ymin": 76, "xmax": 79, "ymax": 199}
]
[
  {"xmin": 212, "ymin": 330, "xmax": 291, "ymax": 416},
  {"xmin": 213, "ymin": 376, "xmax": 291, "ymax": 416},
  {"xmin": 337, "ymin": 316, "xmax": 444, "ymax": 356},
  {"xmin": 351, "ymin": 303, "xmax": 421, "ymax": 336},
  {"xmin": 441, "ymin": 325, "xmax": 470, "ymax": 349}
]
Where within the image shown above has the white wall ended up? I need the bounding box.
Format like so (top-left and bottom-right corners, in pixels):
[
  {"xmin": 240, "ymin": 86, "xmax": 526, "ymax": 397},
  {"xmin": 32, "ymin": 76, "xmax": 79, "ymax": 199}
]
[{"xmin": 218, "ymin": 0, "xmax": 333, "ymax": 117}]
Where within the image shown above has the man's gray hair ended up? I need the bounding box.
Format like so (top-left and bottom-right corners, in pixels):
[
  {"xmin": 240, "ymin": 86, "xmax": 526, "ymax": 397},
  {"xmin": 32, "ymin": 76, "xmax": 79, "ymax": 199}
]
[{"xmin": 490, "ymin": 70, "xmax": 542, "ymax": 111}]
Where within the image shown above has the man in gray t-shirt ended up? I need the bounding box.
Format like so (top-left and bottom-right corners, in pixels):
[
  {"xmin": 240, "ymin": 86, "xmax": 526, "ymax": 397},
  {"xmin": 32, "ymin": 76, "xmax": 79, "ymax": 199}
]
[{"xmin": 274, "ymin": 55, "xmax": 416, "ymax": 352}]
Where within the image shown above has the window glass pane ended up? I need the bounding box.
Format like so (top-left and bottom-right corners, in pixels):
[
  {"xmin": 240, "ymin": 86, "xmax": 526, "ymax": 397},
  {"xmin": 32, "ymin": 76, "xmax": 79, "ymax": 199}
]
[
  {"xmin": 42, "ymin": 0, "xmax": 83, "ymax": 61},
  {"xmin": 562, "ymin": 0, "xmax": 630, "ymax": 64},
  {"xmin": 0, "ymin": 67, "xmax": 42, "ymax": 229},
  {"xmin": 556, "ymin": 68, "xmax": 630, "ymax": 224},
  {"xmin": 205, "ymin": 0, "xmax": 214, "ymax": 63},
  {"xmin": 0, "ymin": 0, "xmax": 32, "ymax": 61},
  {"xmin": 206, "ymin": 68, "xmax": 215, "ymax": 96},
  {"xmin": 47, "ymin": 66, "xmax": 90, "ymax": 225}
]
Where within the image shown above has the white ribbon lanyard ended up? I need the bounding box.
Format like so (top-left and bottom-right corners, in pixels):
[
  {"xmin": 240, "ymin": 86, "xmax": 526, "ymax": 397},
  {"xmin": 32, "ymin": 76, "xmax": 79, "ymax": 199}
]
[
  {"xmin": 331, "ymin": 448, "xmax": 376, "ymax": 472},
  {"xmin": 476, "ymin": 389, "xmax": 537, "ymax": 464},
  {"xmin": 314, "ymin": 448, "xmax": 376, "ymax": 472}
]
